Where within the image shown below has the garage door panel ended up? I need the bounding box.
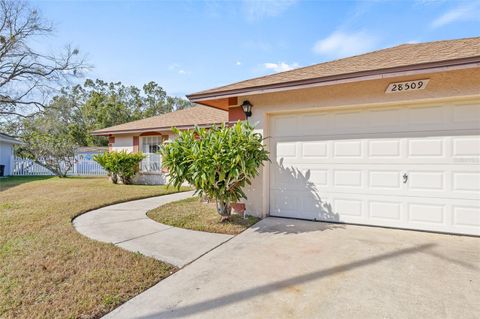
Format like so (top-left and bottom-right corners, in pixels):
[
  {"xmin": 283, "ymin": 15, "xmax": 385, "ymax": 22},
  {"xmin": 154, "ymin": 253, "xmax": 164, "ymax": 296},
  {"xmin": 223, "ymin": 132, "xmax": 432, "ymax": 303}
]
[
  {"xmin": 270, "ymin": 189, "xmax": 336, "ymax": 221},
  {"xmin": 275, "ymin": 141, "xmax": 297, "ymax": 158},
  {"xmin": 452, "ymin": 172, "xmax": 480, "ymax": 192},
  {"xmin": 333, "ymin": 170, "xmax": 363, "ymax": 188},
  {"xmin": 269, "ymin": 103, "xmax": 480, "ymax": 236},
  {"xmin": 333, "ymin": 198, "xmax": 364, "ymax": 218},
  {"xmin": 271, "ymin": 163, "xmax": 478, "ymax": 199},
  {"xmin": 407, "ymin": 203, "xmax": 446, "ymax": 225},
  {"xmin": 407, "ymin": 171, "xmax": 445, "ymax": 191},
  {"xmin": 270, "ymin": 163, "xmax": 315, "ymax": 190},
  {"xmin": 274, "ymin": 136, "xmax": 480, "ymax": 165},
  {"xmin": 368, "ymin": 140, "xmax": 402, "ymax": 158},
  {"xmin": 305, "ymin": 169, "xmax": 328, "ymax": 186},
  {"xmin": 453, "ymin": 137, "xmax": 480, "ymax": 157},
  {"xmin": 302, "ymin": 141, "xmax": 328, "ymax": 158},
  {"xmin": 333, "ymin": 140, "xmax": 363, "ymax": 157},
  {"xmin": 453, "ymin": 206, "xmax": 480, "ymax": 228},
  {"xmin": 368, "ymin": 171, "xmax": 401, "ymax": 189},
  {"xmin": 369, "ymin": 200, "xmax": 402, "ymax": 221},
  {"xmin": 408, "ymin": 138, "xmax": 445, "ymax": 157},
  {"xmin": 270, "ymin": 190, "xmax": 301, "ymax": 213}
]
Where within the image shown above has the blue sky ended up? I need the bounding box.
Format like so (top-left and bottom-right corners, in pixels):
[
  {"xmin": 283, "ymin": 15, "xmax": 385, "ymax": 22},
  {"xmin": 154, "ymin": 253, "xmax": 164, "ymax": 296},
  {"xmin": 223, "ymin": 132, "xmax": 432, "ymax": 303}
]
[{"xmin": 34, "ymin": 0, "xmax": 480, "ymax": 97}]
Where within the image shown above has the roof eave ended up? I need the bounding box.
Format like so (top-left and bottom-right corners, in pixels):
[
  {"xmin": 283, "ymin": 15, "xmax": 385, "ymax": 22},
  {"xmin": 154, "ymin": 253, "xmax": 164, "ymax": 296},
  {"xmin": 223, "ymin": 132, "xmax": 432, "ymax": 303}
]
[
  {"xmin": 92, "ymin": 122, "xmax": 227, "ymax": 136},
  {"xmin": 187, "ymin": 56, "xmax": 480, "ymax": 102},
  {"xmin": 0, "ymin": 137, "xmax": 22, "ymax": 144}
]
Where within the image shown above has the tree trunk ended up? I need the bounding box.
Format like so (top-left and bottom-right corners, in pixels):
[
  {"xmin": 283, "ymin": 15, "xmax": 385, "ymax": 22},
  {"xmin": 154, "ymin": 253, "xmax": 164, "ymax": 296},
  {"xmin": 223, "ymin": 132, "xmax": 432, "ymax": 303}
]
[
  {"xmin": 110, "ymin": 174, "xmax": 118, "ymax": 184},
  {"xmin": 216, "ymin": 200, "xmax": 232, "ymax": 222},
  {"xmin": 121, "ymin": 176, "xmax": 132, "ymax": 185}
]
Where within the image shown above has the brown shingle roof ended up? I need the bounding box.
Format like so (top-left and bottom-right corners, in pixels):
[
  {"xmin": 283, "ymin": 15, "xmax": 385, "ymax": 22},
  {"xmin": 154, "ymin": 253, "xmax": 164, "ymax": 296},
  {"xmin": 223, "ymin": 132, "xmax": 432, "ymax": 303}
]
[
  {"xmin": 188, "ymin": 37, "xmax": 480, "ymax": 99},
  {"xmin": 92, "ymin": 105, "xmax": 228, "ymax": 135}
]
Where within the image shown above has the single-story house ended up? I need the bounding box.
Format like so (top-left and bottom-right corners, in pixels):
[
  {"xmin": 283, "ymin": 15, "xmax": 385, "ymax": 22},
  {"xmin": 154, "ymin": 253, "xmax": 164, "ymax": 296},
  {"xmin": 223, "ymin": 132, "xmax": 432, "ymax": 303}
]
[
  {"xmin": 187, "ymin": 37, "xmax": 480, "ymax": 236},
  {"xmin": 92, "ymin": 105, "xmax": 228, "ymax": 184},
  {"xmin": 0, "ymin": 133, "xmax": 22, "ymax": 176}
]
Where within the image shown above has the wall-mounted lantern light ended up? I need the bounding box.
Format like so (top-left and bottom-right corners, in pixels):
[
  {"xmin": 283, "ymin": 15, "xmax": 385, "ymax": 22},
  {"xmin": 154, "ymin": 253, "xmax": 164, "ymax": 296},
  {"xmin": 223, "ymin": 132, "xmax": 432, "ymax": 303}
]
[{"xmin": 241, "ymin": 100, "xmax": 253, "ymax": 118}]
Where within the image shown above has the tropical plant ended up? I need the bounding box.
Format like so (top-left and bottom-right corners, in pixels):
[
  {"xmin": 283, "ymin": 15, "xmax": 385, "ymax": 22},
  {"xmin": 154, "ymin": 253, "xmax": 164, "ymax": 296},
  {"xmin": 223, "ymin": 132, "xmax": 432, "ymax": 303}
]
[
  {"xmin": 94, "ymin": 151, "xmax": 145, "ymax": 184},
  {"xmin": 161, "ymin": 122, "xmax": 269, "ymax": 220},
  {"xmin": 93, "ymin": 151, "xmax": 119, "ymax": 183}
]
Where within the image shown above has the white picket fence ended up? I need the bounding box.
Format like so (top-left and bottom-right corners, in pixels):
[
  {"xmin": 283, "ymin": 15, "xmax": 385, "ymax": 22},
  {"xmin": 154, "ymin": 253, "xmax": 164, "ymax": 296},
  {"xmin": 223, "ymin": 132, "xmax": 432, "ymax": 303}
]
[{"xmin": 13, "ymin": 156, "xmax": 107, "ymax": 176}]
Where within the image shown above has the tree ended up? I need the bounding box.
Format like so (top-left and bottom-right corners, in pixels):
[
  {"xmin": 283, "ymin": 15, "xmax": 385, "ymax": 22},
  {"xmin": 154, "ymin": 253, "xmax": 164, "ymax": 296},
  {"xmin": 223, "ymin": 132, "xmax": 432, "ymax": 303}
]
[
  {"xmin": 3, "ymin": 77, "xmax": 194, "ymax": 148},
  {"xmin": 142, "ymin": 81, "xmax": 170, "ymax": 117},
  {"xmin": 0, "ymin": 0, "xmax": 86, "ymax": 117},
  {"xmin": 16, "ymin": 106, "xmax": 78, "ymax": 177},
  {"xmin": 46, "ymin": 79, "xmax": 192, "ymax": 147},
  {"xmin": 161, "ymin": 122, "xmax": 269, "ymax": 220}
]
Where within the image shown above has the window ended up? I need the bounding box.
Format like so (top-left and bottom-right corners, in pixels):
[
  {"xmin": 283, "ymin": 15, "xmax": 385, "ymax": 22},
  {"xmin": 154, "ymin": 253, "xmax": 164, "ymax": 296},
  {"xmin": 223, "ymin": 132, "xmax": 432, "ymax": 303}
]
[
  {"xmin": 141, "ymin": 136, "xmax": 163, "ymax": 172},
  {"xmin": 142, "ymin": 136, "xmax": 162, "ymax": 154}
]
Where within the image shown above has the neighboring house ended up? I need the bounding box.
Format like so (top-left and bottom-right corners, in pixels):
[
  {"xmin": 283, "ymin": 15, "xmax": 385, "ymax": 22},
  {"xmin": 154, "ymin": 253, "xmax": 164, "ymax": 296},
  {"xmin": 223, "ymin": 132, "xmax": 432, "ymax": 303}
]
[
  {"xmin": 0, "ymin": 133, "xmax": 22, "ymax": 176},
  {"xmin": 92, "ymin": 105, "xmax": 228, "ymax": 184},
  {"xmin": 187, "ymin": 37, "xmax": 480, "ymax": 236},
  {"xmin": 76, "ymin": 146, "xmax": 108, "ymax": 159}
]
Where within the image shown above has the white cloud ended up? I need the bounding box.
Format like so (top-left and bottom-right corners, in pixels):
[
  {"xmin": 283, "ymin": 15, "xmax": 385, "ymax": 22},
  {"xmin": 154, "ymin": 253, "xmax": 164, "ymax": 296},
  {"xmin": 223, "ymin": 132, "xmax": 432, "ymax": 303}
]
[
  {"xmin": 236, "ymin": 61, "xmax": 242, "ymax": 66},
  {"xmin": 168, "ymin": 63, "xmax": 188, "ymax": 75},
  {"xmin": 312, "ymin": 31, "xmax": 378, "ymax": 59},
  {"xmin": 168, "ymin": 63, "xmax": 180, "ymax": 70},
  {"xmin": 430, "ymin": 2, "xmax": 480, "ymax": 29},
  {"xmin": 243, "ymin": 0, "xmax": 297, "ymax": 21},
  {"xmin": 263, "ymin": 62, "xmax": 299, "ymax": 73},
  {"xmin": 415, "ymin": 0, "xmax": 447, "ymax": 5}
]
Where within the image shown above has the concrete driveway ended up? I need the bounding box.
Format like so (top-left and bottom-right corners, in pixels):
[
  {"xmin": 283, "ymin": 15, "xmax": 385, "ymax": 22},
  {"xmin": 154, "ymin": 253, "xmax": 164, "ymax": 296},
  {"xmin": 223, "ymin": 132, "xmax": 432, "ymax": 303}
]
[{"xmin": 106, "ymin": 217, "xmax": 480, "ymax": 319}]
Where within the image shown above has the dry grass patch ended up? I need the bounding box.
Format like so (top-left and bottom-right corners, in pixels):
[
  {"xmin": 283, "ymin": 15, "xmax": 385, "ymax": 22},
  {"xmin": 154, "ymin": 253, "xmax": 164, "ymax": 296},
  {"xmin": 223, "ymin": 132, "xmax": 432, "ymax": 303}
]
[
  {"xmin": 0, "ymin": 176, "xmax": 189, "ymax": 319},
  {"xmin": 147, "ymin": 197, "xmax": 259, "ymax": 235}
]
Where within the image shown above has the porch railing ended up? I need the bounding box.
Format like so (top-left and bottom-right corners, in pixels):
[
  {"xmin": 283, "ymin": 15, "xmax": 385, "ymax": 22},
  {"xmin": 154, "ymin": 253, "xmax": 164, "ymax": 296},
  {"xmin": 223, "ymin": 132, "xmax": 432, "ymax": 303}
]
[{"xmin": 140, "ymin": 153, "xmax": 162, "ymax": 173}]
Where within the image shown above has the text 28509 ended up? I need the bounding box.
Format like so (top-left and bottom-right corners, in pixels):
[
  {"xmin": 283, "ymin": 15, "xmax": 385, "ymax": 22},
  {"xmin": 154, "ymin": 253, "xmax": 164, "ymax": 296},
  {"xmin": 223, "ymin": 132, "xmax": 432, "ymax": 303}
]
[{"xmin": 386, "ymin": 79, "xmax": 429, "ymax": 93}]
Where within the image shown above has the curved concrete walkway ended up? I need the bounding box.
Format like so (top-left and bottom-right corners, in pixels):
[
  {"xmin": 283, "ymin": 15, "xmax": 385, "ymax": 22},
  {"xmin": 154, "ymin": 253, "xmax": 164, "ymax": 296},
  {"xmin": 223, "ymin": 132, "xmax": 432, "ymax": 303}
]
[{"xmin": 73, "ymin": 191, "xmax": 233, "ymax": 267}]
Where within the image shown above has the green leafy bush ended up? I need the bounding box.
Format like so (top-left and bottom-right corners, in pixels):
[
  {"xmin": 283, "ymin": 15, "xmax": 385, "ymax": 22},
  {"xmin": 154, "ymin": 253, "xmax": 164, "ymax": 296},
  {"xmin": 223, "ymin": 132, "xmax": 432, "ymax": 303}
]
[
  {"xmin": 94, "ymin": 151, "xmax": 145, "ymax": 184},
  {"xmin": 161, "ymin": 122, "xmax": 269, "ymax": 220}
]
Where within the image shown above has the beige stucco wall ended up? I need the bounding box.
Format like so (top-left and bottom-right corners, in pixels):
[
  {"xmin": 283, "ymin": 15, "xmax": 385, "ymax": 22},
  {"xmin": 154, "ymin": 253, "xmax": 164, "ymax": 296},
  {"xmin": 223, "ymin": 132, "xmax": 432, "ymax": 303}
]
[
  {"xmin": 110, "ymin": 131, "xmax": 174, "ymax": 184},
  {"xmin": 110, "ymin": 131, "xmax": 175, "ymax": 152},
  {"xmin": 240, "ymin": 68, "xmax": 480, "ymax": 218},
  {"xmin": 111, "ymin": 134, "xmax": 135, "ymax": 152}
]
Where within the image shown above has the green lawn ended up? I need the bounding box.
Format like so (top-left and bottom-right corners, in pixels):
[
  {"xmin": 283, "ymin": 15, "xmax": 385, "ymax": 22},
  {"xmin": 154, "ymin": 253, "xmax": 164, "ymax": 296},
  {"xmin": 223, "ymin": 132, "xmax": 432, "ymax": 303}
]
[
  {"xmin": 147, "ymin": 197, "xmax": 259, "ymax": 235},
  {"xmin": 0, "ymin": 176, "xmax": 189, "ymax": 319}
]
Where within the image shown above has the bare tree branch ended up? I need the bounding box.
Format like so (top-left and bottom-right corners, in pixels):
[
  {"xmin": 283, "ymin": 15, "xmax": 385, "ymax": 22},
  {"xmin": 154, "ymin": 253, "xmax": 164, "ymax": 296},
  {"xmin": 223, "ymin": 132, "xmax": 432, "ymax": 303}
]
[{"xmin": 0, "ymin": 0, "xmax": 89, "ymax": 117}]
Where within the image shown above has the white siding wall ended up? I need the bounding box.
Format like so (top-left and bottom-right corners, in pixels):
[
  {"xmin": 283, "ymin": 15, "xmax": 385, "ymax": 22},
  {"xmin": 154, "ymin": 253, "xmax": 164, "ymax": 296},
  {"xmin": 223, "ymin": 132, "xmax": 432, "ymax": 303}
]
[{"xmin": 0, "ymin": 141, "xmax": 13, "ymax": 176}]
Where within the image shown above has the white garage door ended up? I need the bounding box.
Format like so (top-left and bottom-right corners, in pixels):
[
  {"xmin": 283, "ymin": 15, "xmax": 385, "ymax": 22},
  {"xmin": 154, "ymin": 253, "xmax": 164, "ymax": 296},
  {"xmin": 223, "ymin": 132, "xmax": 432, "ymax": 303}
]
[{"xmin": 269, "ymin": 103, "xmax": 480, "ymax": 236}]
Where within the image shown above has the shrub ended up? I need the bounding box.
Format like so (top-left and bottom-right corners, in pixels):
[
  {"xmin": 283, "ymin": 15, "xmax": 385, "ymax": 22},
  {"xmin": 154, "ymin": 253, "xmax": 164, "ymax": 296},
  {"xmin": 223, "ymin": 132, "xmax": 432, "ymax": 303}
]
[
  {"xmin": 94, "ymin": 151, "xmax": 118, "ymax": 183},
  {"xmin": 94, "ymin": 151, "xmax": 145, "ymax": 184},
  {"xmin": 161, "ymin": 122, "xmax": 269, "ymax": 220}
]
